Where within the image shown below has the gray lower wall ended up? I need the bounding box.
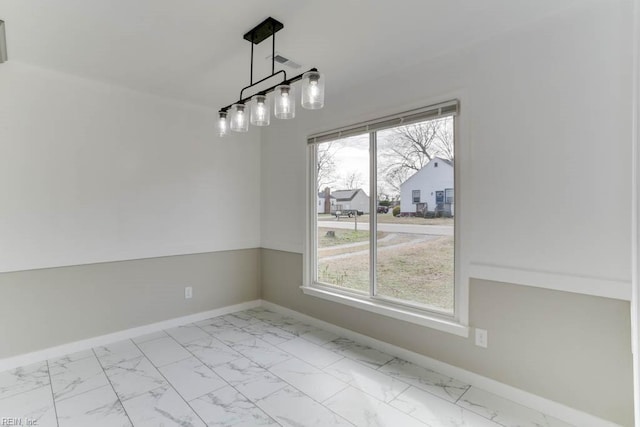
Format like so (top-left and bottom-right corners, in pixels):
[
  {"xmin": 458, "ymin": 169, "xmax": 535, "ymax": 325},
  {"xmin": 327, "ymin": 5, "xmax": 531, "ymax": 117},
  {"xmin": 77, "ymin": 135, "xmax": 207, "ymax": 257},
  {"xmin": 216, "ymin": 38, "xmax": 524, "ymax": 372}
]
[
  {"xmin": 1, "ymin": 246, "xmax": 633, "ymax": 424},
  {"xmin": 260, "ymin": 248, "xmax": 633, "ymax": 426},
  {"xmin": 0, "ymin": 249, "xmax": 260, "ymax": 359}
]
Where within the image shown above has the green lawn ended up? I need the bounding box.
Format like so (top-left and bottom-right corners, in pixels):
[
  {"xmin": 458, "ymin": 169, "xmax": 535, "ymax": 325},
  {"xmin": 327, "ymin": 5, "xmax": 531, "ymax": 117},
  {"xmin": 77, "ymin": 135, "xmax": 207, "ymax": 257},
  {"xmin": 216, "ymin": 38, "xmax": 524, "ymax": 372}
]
[
  {"xmin": 318, "ymin": 228, "xmax": 384, "ymax": 247},
  {"xmin": 317, "ymin": 236, "xmax": 454, "ymax": 312}
]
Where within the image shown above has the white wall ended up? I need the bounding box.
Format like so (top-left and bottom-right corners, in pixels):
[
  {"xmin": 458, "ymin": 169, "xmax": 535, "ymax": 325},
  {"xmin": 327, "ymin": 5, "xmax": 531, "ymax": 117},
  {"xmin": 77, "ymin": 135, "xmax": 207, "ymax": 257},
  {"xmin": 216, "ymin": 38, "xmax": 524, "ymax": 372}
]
[
  {"xmin": 261, "ymin": 0, "xmax": 632, "ymax": 299},
  {"xmin": 0, "ymin": 62, "xmax": 261, "ymax": 272},
  {"xmin": 260, "ymin": 2, "xmax": 633, "ymax": 422},
  {"xmin": 631, "ymin": 0, "xmax": 640, "ymax": 421}
]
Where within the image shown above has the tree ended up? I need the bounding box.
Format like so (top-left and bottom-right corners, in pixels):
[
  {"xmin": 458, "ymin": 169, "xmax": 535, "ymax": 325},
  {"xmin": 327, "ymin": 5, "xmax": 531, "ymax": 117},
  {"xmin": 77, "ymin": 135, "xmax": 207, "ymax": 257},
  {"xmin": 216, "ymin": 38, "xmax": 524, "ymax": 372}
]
[
  {"xmin": 433, "ymin": 118, "xmax": 454, "ymax": 160},
  {"xmin": 379, "ymin": 117, "xmax": 454, "ymax": 196},
  {"xmin": 316, "ymin": 142, "xmax": 339, "ymax": 190},
  {"xmin": 377, "ymin": 190, "xmax": 390, "ymax": 203},
  {"xmin": 340, "ymin": 170, "xmax": 363, "ymax": 189}
]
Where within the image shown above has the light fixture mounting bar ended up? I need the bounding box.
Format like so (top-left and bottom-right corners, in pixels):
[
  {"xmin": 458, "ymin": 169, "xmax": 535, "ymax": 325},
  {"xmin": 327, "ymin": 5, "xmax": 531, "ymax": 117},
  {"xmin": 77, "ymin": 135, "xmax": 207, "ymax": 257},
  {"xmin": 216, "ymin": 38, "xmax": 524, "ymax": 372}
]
[
  {"xmin": 243, "ymin": 17, "xmax": 283, "ymax": 45},
  {"xmin": 244, "ymin": 17, "xmax": 283, "ymax": 85},
  {"xmin": 219, "ymin": 67, "xmax": 318, "ymax": 113}
]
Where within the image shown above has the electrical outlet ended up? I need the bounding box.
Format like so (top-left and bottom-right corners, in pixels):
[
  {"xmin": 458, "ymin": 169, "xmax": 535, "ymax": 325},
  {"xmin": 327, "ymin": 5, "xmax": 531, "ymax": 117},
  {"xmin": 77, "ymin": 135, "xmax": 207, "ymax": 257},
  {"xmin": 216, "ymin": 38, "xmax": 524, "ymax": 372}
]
[
  {"xmin": 475, "ymin": 328, "xmax": 488, "ymax": 348},
  {"xmin": 184, "ymin": 286, "xmax": 193, "ymax": 299}
]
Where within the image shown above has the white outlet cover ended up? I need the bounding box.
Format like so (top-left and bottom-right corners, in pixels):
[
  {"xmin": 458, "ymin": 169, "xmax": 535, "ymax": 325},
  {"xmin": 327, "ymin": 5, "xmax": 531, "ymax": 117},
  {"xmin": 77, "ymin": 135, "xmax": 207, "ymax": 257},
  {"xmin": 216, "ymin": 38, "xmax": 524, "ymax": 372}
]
[
  {"xmin": 475, "ymin": 328, "xmax": 488, "ymax": 348},
  {"xmin": 184, "ymin": 287, "xmax": 193, "ymax": 299}
]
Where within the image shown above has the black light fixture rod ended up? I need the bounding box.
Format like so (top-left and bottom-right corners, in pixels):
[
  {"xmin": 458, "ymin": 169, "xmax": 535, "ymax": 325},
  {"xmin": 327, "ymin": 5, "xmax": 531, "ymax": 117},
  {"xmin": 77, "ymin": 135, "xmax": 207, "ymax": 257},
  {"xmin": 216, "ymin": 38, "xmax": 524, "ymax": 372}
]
[
  {"xmin": 239, "ymin": 69, "xmax": 287, "ymax": 102},
  {"xmin": 219, "ymin": 67, "xmax": 318, "ymax": 113},
  {"xmin": 250, "ymin": 41, "xmax": 254, "ymax": 85},
  {"xmin": 272, "ymin": 26, "xmax": 276, "ymax": 75}
]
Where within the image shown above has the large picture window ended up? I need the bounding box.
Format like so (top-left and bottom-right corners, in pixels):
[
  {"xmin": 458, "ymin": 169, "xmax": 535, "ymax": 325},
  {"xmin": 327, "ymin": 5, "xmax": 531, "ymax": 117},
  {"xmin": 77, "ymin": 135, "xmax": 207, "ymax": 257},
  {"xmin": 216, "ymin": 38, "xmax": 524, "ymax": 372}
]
[{"xmin": 307, "ymin": 101, "xmax": 459, "ymax": 320}]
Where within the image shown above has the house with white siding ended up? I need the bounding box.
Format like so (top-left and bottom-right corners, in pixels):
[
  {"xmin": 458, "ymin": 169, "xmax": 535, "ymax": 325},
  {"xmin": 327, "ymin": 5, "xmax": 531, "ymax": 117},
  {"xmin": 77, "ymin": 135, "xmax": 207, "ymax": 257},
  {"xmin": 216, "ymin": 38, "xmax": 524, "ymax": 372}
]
[
  {"xmin": 317, "ymin": 191, "xmax": 336, "ymax": 214},
  {"xmin": 400, "ymin": 157, "xmax": 454, "ymax": 216},
  {"xmin": 331, "ymin": 188, "xmax": 370, "ymax": 214}
]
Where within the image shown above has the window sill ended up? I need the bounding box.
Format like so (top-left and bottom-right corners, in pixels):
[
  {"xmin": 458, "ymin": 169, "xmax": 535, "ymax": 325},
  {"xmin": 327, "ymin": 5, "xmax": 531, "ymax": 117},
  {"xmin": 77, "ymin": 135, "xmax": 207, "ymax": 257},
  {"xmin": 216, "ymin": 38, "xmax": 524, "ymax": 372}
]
[{"xmin": 300, "ymin": 285, "xmax": 469, "ymax": 338}]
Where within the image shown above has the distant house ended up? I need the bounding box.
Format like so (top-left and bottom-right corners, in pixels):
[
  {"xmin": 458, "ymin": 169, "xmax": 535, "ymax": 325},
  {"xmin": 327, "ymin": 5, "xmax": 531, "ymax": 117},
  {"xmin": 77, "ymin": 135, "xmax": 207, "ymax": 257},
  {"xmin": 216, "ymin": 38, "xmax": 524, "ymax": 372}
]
[
  {"xmin": 400, "ymin": 157, "xmax": 454, "ymax": 216},
  {"xmin": 331, "ymin": 188, "xmax": 370, "ymax": 214},
  {"xmin": 317, "ymin": 190, "xmax": 336, "ymax": 214}
]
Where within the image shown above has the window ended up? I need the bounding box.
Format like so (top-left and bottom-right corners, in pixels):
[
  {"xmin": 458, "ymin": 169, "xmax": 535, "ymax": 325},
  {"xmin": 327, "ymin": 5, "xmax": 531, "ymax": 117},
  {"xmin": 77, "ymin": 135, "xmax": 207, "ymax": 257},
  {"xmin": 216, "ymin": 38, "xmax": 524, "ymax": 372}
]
[
  {"xmin": 445, "ymin": 188, "xmax": 454, "ymax": 204},
  {"xmin": 306, "ymin": 100, "xmax": 461, "ymax": 330}
]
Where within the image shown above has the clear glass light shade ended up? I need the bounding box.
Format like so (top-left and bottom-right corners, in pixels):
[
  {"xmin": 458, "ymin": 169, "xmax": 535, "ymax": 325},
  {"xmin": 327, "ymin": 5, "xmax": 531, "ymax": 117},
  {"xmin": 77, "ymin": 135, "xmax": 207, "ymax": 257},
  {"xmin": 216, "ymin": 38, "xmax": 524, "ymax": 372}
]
[
  {"xmin": 250, "ymin": 95, "xmax": 270, "ymax": 126},
  {"xmin": 301, "ymin": 71, "xmax": 324, "ymax": 110},
  {"xmin": 218, "ymin": 112, "xmax": 228, "ymax": 137},
  {"xmin": 274, "ymin": 85, "xmax": 295, "ymax": 119},
  {"xmin": 229, "ymin": 103, "xmax": 249, "ymax": 132}
]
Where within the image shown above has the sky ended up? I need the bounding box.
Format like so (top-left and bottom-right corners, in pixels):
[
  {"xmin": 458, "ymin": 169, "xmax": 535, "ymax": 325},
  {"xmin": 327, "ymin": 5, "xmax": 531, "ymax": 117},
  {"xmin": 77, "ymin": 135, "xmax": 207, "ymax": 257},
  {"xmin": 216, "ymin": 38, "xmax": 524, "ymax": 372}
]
[
  {"xmin": 320, "ymin": 116, "xmax": 454, "ymax": 199},
  {"xmin": 330, "ymin": 134, "xmax": 370, "ymax": 191}
]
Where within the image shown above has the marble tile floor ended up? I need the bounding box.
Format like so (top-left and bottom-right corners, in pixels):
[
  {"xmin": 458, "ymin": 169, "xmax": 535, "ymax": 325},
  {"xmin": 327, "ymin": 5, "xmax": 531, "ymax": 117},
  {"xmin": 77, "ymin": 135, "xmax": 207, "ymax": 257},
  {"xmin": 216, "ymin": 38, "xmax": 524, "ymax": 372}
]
[{"xmin": 0, "ymin": 308, "xmax": 574, "ymax": 427}]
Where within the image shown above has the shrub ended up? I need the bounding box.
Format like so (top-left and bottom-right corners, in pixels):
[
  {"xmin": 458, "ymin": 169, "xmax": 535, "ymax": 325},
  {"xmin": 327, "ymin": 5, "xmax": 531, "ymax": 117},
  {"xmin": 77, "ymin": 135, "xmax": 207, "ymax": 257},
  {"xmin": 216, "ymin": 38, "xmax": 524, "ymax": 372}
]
[{"xmin": 392, "ymin": 206, "xmax": 401, "ymax": 217}]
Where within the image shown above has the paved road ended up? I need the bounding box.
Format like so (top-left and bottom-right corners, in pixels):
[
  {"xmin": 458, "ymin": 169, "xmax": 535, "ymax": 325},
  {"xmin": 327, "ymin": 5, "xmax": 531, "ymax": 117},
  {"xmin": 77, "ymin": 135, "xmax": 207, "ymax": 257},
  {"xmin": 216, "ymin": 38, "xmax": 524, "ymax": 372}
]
[{"xmin": 318, "ymin": 220, "xmax": 453, "ymax": 236}]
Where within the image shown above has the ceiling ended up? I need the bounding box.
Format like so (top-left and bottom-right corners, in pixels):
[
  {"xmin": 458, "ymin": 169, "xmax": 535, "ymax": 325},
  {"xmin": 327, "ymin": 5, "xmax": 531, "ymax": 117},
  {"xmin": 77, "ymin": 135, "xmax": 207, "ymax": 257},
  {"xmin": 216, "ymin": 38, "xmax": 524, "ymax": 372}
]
[{"xmin": 0, "ymin": 0, "xmax": 586, "ymax": 108}]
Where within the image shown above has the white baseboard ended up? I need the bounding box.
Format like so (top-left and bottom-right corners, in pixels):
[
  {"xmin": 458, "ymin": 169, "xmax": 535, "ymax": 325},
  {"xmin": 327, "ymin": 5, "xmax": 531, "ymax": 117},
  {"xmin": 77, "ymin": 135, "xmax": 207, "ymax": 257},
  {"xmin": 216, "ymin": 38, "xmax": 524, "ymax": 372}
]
[
  {"xmin": 0, "ymin": 300, "xmax": 261, "ymax": 373},
  {"xmin": 260, "ymin": 300, "xmax": 620, "ymax": 427}
]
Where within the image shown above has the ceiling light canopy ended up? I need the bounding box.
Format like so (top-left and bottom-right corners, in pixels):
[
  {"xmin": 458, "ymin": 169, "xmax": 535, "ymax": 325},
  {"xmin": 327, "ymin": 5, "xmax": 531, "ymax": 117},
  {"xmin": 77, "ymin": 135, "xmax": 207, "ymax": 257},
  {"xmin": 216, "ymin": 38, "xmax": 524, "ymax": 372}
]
[{"xmin": 218, "ymin": 17, "xmax": 324, "ymax": 136}]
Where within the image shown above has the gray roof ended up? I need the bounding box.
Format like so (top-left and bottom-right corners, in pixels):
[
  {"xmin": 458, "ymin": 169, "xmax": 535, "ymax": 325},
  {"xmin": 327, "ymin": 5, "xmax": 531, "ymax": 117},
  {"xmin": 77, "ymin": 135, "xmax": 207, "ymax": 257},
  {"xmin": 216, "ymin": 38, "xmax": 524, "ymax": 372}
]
[
  {"xmin": 331, "ymin": 189, "xmax": 365, "ymax": 201},
  {"xmin": 318, "ymin": 192, "xmax": 336, "ymax": 199}
]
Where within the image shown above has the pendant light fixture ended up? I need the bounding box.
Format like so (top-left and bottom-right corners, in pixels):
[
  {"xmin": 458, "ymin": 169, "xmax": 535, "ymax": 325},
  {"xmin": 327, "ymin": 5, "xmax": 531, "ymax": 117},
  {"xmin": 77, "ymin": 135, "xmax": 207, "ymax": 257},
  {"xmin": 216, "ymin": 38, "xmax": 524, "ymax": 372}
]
[
  {"xmin": 250, "ymin": 94, "xmax": 270, "ymax": 126},
  {"xmin": 218, "ymin": 111, "xmax": 228, "ymax": 137},
  {"xmin": 229, "ymin": 103, "xmax": 248, "ymax": 132},
  {"xmin": 301, "ymin": 70, "xmax": 324, "ymax": 109},
  {"xmin": 274, "ymin": 85, "xmax": 295, "ymax": 119},
  {"xmin": 218, "ymin": 17, "xmax": 324, "ymax": 136}
]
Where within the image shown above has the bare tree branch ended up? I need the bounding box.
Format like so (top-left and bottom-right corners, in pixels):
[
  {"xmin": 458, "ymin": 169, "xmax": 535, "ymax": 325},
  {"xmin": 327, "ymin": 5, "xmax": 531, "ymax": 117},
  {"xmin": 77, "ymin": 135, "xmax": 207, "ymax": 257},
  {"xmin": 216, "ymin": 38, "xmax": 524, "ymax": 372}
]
[
  {"xmin": 317, "ymin": 142, "xmax": 339, "ymax": 190},
  {"xmin": 433, "ymin": 118, "xmax": 454, "ymax": 160},
  {"xmin": 378, "ymin": 117, "xmax": 454, "ymax": 198},
  {"xmin": 340, "ymin": 170, "xmax": 364, "ymax": 189}
]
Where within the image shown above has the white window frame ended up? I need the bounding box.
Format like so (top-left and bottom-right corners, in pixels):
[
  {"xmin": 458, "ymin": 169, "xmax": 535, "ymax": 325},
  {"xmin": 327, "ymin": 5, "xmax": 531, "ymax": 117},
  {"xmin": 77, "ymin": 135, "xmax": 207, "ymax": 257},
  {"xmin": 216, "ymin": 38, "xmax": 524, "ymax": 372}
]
[{"xmin": 302, "ymin": 100, "xmax": 469, "ymax": 337}]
